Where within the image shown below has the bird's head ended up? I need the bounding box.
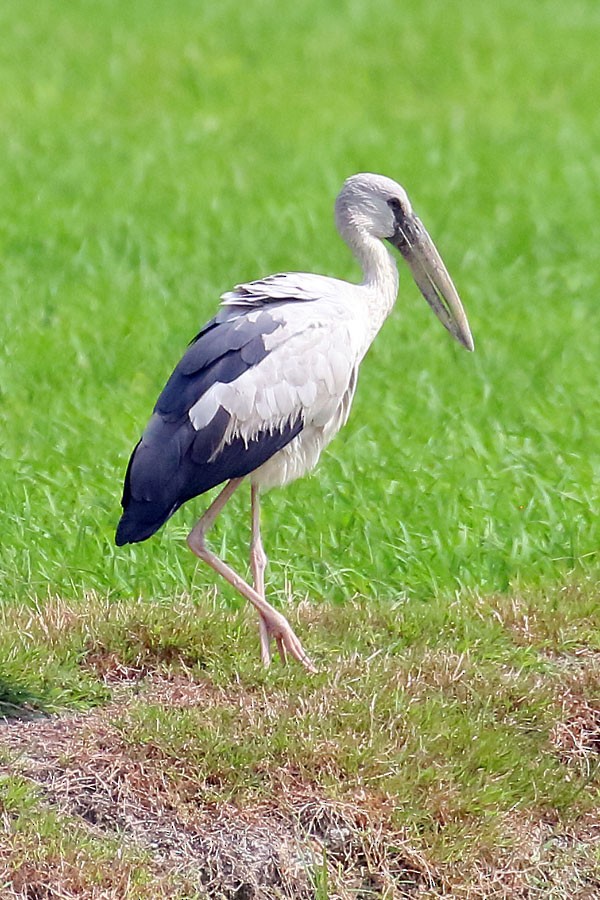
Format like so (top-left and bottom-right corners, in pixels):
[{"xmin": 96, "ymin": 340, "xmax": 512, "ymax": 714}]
[
  {"xmin": 335, "ymin": 173, "xmax": 413, "ymax": 241},
  {"xmin": 335, "ymin": 173, "xmax": 474, "ymax": 351}
]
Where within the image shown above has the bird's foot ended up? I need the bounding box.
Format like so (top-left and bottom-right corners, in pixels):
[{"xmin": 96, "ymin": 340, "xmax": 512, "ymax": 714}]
[{"xmin": 257, "ymin": 608, "xmax": 317, "ymax": 674}]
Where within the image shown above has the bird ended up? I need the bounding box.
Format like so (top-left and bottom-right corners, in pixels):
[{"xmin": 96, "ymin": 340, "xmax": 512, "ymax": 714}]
[{"xmin": 116, "ymin": 173, "xmax": 474, "ymax": 673}]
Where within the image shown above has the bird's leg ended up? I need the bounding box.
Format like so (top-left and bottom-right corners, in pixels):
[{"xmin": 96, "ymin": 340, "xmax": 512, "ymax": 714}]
[
  {"xmin": 187, "ymin": 478, "xmax": 316, "ymax": 673},
  {"xmin": 249, "ymin": 485, "xmax": 296, "ymax": 667},
  {"xmin": 250, "ymin": 484, "xmax": 271, "ymax": 666}
]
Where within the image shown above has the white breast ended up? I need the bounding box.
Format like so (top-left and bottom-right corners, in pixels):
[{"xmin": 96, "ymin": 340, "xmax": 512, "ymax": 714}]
[{"xmin": 251, "ymin": 370, "xmax": 357, "ymax": 490}]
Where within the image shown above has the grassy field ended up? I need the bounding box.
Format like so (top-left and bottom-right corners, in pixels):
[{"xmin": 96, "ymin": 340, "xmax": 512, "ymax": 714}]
[{"xmin": 1, "ymin": 0, "xmax": 600, "ymax": 896}]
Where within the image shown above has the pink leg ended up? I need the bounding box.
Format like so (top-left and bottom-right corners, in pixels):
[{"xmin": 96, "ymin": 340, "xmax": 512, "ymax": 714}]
[
  {"xmin": 250, "ymin": 484, "xmax": 271, "ymax": 666},
  {"xmin": 187, "ymin": 478, "xmax": 316, "ymax": 673}
]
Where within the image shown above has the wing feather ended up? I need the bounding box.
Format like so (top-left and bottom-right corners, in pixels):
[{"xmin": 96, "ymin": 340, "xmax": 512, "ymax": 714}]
[{"xmin": 116, "ymin": 275, "xmax": 366, "ymax": 545}]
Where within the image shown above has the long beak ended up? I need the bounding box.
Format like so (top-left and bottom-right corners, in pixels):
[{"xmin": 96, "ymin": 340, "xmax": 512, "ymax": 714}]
[{"xmin": 390, "ymin": 214, "xmax": 474, "ymax": 351}]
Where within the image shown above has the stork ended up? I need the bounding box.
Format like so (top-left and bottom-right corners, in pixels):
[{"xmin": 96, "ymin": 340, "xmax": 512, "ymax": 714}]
[{"xmin": 116, "ymin": 173, "xmax": 474, "ymax": 672}]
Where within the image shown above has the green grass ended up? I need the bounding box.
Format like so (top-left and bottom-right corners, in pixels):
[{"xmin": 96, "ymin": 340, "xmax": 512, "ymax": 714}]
[
  {"xmin": 1, "ymin": 0, "xmax": 600, "ymax": 606},
  {"xmin": 1, "ymin": 0, "xmax": 600, "ymax": 894}
]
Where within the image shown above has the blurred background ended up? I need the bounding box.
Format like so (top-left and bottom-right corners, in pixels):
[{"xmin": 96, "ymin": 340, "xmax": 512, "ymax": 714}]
[{"xmin": 1, "ymin": 0, "xmax": 599, "ymax": 608}]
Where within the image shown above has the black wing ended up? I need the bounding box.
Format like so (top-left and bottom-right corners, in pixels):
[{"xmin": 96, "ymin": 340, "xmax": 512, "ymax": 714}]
[{"xmin": 115, "ymin": 308, "xmax": 303, "ymax": 545}]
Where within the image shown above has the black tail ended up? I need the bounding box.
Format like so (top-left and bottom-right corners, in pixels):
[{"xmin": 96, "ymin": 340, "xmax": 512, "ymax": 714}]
[
  {"xmin": 114, "ymin": 425, "xmax": 185, "ymax": 546},
  {"xmin": 116, "ymin": 378, "xmax": 305, "ymax": 547},
  {"xmin": 115, "ymin": 499, "xmax": 178, "ymax": 545}
]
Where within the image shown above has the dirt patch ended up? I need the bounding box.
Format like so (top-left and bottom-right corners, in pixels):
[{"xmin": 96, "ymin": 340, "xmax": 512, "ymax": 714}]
[
  {"xmin": 544, "ymin": 648, "xmax": 600, "ymax": 776},
  {"xmin": 2, "ymin": 669, "xmax": 600, "ymax": 898},
  {"xmin": 551, "ymin": 695, "xmax": 600, "ymax": 775},
  {"xmin": 1, "ymin": 676, "xmax": 435, "ymax": 899}
]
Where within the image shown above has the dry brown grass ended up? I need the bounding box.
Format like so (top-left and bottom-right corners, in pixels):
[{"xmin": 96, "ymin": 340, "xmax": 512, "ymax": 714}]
[
  {"xmin": 2, "ymin": 592, "xmax": 600, "ymax": 897},
  {"xmin": 2, "ymin": 667, "xmax": 600, "ymax": 898},
  {"xmin": 1, "ymin": 682, "xmax": 436, "ymax": 898}
]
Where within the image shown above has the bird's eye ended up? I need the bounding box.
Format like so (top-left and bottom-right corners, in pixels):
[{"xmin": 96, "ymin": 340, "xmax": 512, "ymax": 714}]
[{"xmin": 387, "ymin": 197, "xmax": 403, "ymax": 216}]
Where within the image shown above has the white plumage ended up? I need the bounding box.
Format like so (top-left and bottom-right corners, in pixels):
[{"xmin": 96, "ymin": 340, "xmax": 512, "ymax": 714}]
[
  {"xmin": 117, "ymin": 173, "xmax": 474, "ymax": 672},
  {"xmin": 192, "ymin": 286, "xmax": 364, "ymax": 488}
]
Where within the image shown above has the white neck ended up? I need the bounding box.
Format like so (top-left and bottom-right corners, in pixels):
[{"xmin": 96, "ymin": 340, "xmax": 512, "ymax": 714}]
[{"xmin": 342, "ymin": 223, "xmax": 399, "ymax": 329}]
